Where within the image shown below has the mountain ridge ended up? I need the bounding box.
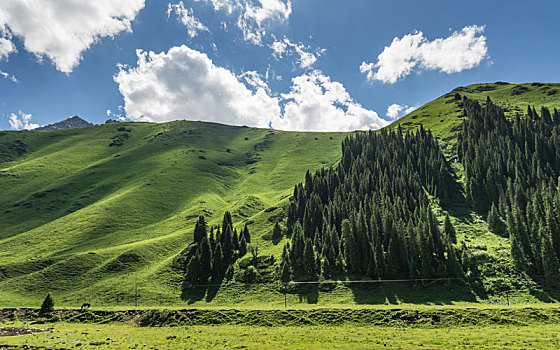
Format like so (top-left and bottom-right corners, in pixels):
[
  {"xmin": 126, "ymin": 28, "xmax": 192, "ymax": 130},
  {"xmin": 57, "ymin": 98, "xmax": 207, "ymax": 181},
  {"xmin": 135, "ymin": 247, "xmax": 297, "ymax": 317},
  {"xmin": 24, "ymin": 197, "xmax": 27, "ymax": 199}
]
[{"xmin": 35, "ymin": 115, "xmax": 93, "ymax": 131}]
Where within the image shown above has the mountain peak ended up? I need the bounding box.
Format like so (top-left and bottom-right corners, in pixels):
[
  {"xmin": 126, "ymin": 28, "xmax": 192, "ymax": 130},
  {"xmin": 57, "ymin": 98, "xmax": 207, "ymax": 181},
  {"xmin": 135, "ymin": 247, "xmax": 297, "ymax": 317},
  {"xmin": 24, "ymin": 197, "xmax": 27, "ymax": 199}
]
[{"xmin": 35, "ymin": 116, "xmax": 93, "ymax": 131}]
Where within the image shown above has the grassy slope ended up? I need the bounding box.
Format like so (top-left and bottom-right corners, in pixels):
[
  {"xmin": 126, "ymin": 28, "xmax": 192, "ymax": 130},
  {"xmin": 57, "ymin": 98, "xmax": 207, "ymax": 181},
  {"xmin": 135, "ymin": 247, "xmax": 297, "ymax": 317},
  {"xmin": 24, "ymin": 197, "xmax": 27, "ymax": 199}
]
[
  {"xmin": 393, "ymin": 82, "xmax": 560, "ymax": 303},
  {"xmin": 392, "ymin": 82, "xmax": 560, "ymax": 155},
  {"xmin": 2, "ymin": 82, "xmax": 560, "ymax": 308},
  {"xmin": 0, "ymin": 121, "xmax": 348, "ymax": 306}
]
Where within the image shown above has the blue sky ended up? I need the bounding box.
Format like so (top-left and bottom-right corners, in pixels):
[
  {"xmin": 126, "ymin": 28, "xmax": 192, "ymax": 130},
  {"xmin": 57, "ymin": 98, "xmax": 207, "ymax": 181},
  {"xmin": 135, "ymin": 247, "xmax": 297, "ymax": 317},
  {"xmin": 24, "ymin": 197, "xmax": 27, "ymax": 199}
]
[{"xmin": 1, "ymin": 0, "xmax": 559, "ymax": 131}]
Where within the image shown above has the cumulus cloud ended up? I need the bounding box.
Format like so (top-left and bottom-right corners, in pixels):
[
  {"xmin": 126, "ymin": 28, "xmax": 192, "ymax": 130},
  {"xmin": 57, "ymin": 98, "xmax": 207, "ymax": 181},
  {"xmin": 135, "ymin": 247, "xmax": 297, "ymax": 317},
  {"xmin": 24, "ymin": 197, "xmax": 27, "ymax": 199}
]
[
  {"xmin": 196, "ymin": 0, "xmax": 291, "ymax": 45},
  {"xmin": 270, "ymin": 36, "xmax": 324, "ymax": 69},
  {"xmin": 8, "ymin": 110, "xmax": 38, "ymax": 130},
  {"xmin": 168, "ymin": 1, "xmax": 209, "ymax": 38},
  {"xmin": 114, "ymin": 45, "xmax": 387, "ymax": 132},
  {"xmin": 386, "ymin": 103, "xmax": 417, "ymax": 120},
  {"xmin": 0, "ymin": 37, "xmax": 16, "ymax": 60},
  {"xmin": 114, "ymin": 45, "xmax": 280, "ymax": 128},
  {"xmin": 0, "ymin": 0, "xmax": 146, "ymax": 73},
  {"xmin": 360, "ymin": 25, "xmax": 488, "ymax": 83},
  {"xmin": 274, "ymin": 71, "xmax": 388, "ymax": 131}
]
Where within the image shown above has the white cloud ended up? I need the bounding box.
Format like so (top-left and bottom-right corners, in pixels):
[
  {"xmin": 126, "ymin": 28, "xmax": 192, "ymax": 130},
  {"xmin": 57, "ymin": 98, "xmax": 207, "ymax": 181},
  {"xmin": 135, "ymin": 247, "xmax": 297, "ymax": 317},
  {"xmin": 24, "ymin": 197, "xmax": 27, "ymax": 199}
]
[
  {"xmin": 360, "ymin": 25, "xmax": 488, "ymax": 84},
  {"xmin": 0, "ymin": 37, "xmax": 16, "ymax": 60},
  {"xmin": 270, "ymin": 36, "xmax": 324, "ymax": 69},
  {"xmin": 8, "ymin": 110, "xmax": 38, "ymax": 130},
  {"xmin": 196, "ymin": 0, "xmax": 291, "ymax": 45},
  {"xmin": 386, "ymin": 103, "xmax": 416, "ymax": 120},
  {"xmin": 168, "ymin": 1, "xmax": 209, "ymax": 38},
  {"xmin": 114, "ymin": 45, "xmax": 387, "ymax": 132},
  {"xmin": 0, "ymin": 0, "xmax": 146, "ymax": 73},
  {"xmin": 274, "ymin": 71, "xmax": 388, "ymax": 131},
  {"xmin": 114, "ymin": 45, "xmax": 280, "ymax": 128},
  {"xmin": 0, "ymin": 70, "xmax": 17, "ymax": 82}
]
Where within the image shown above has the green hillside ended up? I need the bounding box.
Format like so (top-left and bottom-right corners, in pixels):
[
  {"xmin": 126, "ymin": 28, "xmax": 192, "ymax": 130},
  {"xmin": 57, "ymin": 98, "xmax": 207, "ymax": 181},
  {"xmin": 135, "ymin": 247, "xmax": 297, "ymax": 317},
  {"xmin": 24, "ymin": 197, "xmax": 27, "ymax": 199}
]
[
  {"xmin": 0, "ymin": 121, "xmax": 349, "ymax": 306},
  {"xmin": 392, "ymin": 82, "xmax": 560, "ymax": 154},
  {"xmin": 2, "ymin": 82, "xmax": 560, "ymax": 308}
]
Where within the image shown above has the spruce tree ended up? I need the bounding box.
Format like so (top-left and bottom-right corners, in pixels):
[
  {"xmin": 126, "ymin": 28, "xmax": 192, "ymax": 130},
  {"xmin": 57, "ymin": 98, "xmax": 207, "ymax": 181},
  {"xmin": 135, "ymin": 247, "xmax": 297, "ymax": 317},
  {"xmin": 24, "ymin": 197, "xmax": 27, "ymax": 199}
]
[
  {"xmin": 193, "ymin": 215, "xmax": 207, "ymax": 244},
  {"xmin": 280, "ymin": 262, "xmax": 291, "ymax": 282},
  {"xmin": 303, "ymin": 238, "xmax": 317, "ymax": 279},
  {"xmin": 341, "ymin": 219, "xmax": 358, "ymax": 275},
  {"xmin": 444, "ymin": 214, "xmax": 457, "ymax": 244},
  {"xmin": 242, "ymin": 224, "xmax": 251, "ymax": 243},
  {"xmin": 213, "ymin": 242, "xmax": 224, "ymax": 276},
  {"xmin": 199, "ymin": 237, "xmax": 213, "ymax": 281},
  {"xmin": 39, "ymin": 293, "xmax": 54, "ymax": 317},
  {"xmin": 272, "ymin": 222, "xmax": 282, "ymax": 241},
  {"xmin": 508, "ymin": 212, "xmax": 528, "ymax": 272},
  {"xmin": 542, "ymin": 234, "xmax": 560, "ymax": 288},
  {"xmin": 185, "ymin": 257, "xmax": 199, "ymax": 284},
  {"xmin": 239, "ymin": 235, "xmax": 247, "ymax": 257},
  {"xmin": 487, "ymin": 203, "xmax": 504, "ymax": 234}
]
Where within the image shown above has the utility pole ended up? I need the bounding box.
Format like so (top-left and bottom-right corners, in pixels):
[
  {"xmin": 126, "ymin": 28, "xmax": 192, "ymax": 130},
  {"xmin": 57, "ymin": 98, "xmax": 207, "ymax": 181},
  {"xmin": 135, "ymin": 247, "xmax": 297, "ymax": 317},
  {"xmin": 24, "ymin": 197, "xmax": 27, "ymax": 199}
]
[{"xmin": 284, "ymin": 284, "xmax": 287, "ymax": 308}]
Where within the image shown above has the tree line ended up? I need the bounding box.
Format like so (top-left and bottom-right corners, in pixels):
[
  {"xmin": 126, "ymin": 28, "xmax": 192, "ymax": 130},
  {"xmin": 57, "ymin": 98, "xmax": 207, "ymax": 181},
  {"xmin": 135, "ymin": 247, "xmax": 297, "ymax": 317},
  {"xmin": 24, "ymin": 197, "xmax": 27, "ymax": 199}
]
[
  {"xmin": 458, "ymin": 97, "xmax": 560, "ymax": 287},
  {"xmin": 280, "ymin": 128, "xmax": 463, "ymax": 282}
]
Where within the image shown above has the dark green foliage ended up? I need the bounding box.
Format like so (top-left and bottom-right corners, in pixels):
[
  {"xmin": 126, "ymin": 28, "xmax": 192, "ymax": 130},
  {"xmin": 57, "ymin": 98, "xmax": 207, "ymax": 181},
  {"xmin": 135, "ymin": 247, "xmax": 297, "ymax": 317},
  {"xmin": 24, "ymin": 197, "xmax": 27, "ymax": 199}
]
[
  {"xmin": 542, "ymin": 232, "xmax": 560, "ymax": 288},
  {"xmin": 458, "ymin": 97, "xmax": 560, "ymax": 282},
  {"xmin": 272, "ymin": 222, "xmax": 282, "ymax": 241},
  {"xmin": 444, "ymin": 214, "xmax": 457, "ymax": 244},
  {"xmin": 280, "ymin": 261, "xmax": 291, "ymax": 282},
  {"xmin": 487, "ymin": 203, "xmax": 505, "ymax": 235},
  {"xmin": 283, "ymin": 128, "xmax": 460, "ymax": 281},
  {"xmin": 183, "ymin": 212, "xmax": 251, "ymax": 286},
  {"xmin": 303, "ymin": 238, "xmax": 317, "ymax": 279},
  {"xmin": 242, "ymin": 224, "xmax": 251, "ymax": 243},
  {"xmin": 39, "ymin": 293, "xmax": 54, "ymax": 317},
  {"xmin": 193, "ymin": 216, "xmax": 207, "ymax": 244}
]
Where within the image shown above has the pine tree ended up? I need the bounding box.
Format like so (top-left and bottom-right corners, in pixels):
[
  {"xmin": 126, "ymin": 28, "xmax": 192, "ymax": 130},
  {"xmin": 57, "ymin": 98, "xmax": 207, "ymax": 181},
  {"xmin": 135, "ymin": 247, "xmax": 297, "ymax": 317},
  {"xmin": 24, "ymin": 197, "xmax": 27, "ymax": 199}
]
[
  {"xmin": 280, "ymin": 262, "xmax": 291, "ymax": 282},
  {"xmin": 199, "ymin": 237, "xmax": 213, "ymax": 281},
  {"xmin": 444, "ymin": 214, "xmax": 457, "ymax": 244},
  {"xmin": 272, "ymin": 222, "xmax": 282, "ymax": 241},
  {"xmin": 242, "ymin": 224, "xmax": 251, "ymax": 243},
  {"xmin": 239, "ymin": 235, "xmax": 247, "ymax": 257},
  {"xmin": 508, "ymin": 212, "xmax": 528, "ymax": 272},
  {"xmin": 303, "ymin": 238, "xmax": 317, "ymax": 279},
  {"xmin": 542, "ymin": 233, "xmax": 560, "ymax": 288},
  {"xmin": 185, "ymin": 257, "xmax": 199, "ymax": 284},
  {"xmin": 487, "ymin": 203, "xmax": 504, "ymax": 234},
  {"xmin": 213, "ymin": 242, "xmax": 224, "ymax": 276},
  {"xmin": 39, "ymin": 293, "xmax": 54, "ymax": 317},
  {"xmin": 193, "ymin": 215, "xmax": 207, "ymax": 244},
  {"xmin": 341, "ymin": 219, "xmax": 358, "ymax": 275}
]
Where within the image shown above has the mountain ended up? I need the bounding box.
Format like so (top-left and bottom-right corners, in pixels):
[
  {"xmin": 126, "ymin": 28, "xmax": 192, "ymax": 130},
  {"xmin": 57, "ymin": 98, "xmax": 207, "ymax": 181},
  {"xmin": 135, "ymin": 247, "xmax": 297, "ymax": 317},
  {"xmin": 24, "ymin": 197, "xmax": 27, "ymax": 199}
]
[
  {"xmin": 35, "ymin": 116, "xmax": 93, "ymax": 131},
  {"xmin": 1, "ymin": 82, "xmax": 560, "ymax": 308},
  {"xmin": 0, "ymin": 121, "xmax": 348, "ymax": 306}
]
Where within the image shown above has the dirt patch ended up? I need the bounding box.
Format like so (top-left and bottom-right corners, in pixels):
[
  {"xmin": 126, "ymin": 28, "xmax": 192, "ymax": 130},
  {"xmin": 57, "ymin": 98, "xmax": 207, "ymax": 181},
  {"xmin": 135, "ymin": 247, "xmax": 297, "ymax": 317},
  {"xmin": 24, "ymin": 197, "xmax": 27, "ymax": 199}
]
[{"xmin": 0, "ymin": 327, "xmax": 46, "ymax": 337}]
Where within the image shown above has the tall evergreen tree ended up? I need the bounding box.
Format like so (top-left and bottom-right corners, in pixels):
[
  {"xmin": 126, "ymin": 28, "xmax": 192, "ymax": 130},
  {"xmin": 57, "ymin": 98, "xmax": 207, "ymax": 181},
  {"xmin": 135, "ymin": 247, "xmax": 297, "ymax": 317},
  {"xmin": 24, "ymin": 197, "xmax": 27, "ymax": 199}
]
[
  {"xmin": 542, "ymin": 233, "xmax": 560, "ymax": 288},
  {"xmin": 272, "ymin": 222, "xmax": 283, "ymax": 241},
  {"xmin": 193, "ymin": 215, "xmax": 207, "ymax": 244},
  {"xmin": 444, "ymin": 214, "xmax": 457, "ymax": 244}
]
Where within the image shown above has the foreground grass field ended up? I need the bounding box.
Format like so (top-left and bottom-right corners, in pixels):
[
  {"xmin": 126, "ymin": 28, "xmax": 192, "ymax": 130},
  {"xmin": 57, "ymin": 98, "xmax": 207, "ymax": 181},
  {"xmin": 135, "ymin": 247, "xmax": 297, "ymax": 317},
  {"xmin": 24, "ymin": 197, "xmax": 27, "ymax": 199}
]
[{"xmin": 2, "ymin": 321, "xmax": 560, "ymax": 349}]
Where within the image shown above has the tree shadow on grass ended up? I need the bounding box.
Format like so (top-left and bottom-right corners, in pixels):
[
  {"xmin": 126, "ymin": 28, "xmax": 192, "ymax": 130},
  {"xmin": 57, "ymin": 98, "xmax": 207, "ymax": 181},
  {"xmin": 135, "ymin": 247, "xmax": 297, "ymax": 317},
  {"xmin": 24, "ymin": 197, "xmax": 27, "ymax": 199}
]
[
  {"xmin": 181, "ymin": 276, "xmax": 225, "ymax": 304},
  {"xmin": 349, "ymin": 281, "xmax": 479, "ymax": 305},
  {"xmin": 296, "ymin": 284, "xmax": 319, "ymax": 304}
]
